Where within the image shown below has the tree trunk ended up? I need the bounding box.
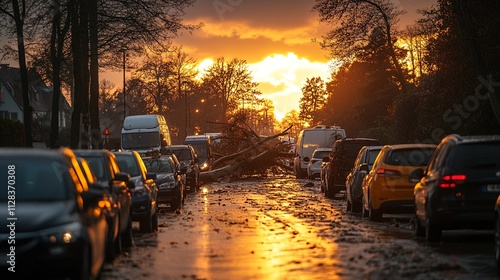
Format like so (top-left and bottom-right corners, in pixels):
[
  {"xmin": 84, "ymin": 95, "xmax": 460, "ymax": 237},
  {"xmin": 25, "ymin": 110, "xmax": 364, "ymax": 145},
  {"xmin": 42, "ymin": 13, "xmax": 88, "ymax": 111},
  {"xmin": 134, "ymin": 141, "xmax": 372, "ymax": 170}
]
[
  {"xmin": 89, "ymin": 0, "xmax": 101, "ymax": 148},
  {"xmin": 11, "ymin": 0, "xmax": 32, "ymax": 147}
]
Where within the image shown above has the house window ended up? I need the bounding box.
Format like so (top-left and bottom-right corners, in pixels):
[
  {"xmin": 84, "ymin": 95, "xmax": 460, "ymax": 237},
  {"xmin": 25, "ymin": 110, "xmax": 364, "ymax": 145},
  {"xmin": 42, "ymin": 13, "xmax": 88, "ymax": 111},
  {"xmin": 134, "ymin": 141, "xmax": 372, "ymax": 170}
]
[
  {"xmin": 10, "ymin": 112, "xmax": 18, "ymax": 121},
  {"xmin": 0, "ymin": 111, "xmax": 8, "ymax": 119},
  {"xmin": 0, "ymin": 89, "xmax": 4, "ymax": 103}
]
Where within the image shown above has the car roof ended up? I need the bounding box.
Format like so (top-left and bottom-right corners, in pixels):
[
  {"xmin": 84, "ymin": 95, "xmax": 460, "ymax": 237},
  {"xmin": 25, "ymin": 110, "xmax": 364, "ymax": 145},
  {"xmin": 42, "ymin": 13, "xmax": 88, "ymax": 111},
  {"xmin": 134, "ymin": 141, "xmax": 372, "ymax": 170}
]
[
  {"xmin": 73, "ymin": 149, "xmax": 113, "ymax": 156},
  {"xmin": 166, "ymin": 145, "xmax": 190, "ymax": 149},
  {"xmin": 382, "ymin": 143, "xmax": 436, "ymax": 150},
  {"xmin": 314, "ymin": 148, "xmax": 332, "ymax": 152},
  {"xmin": 0, "ymin": 147, "xmax": 72, "ymax": 159}
]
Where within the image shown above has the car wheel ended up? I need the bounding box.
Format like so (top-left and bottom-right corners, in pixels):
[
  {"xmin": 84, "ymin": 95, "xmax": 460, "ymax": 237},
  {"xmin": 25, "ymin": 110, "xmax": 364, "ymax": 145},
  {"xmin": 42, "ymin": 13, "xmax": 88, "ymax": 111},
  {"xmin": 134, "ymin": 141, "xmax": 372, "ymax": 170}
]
[
  {"xmin": 105, "ymin": 221, "xmax": 118, "ymax": 263},
  {"xmin": 413, "ymin": 215, "xmax": 425, "ymax": 238},
  {"xmin": 152, "ymin": 207, "xmax": 159, "ymax": 231},
  {"xmin": 495, "ymin": 214, "xmax": 500, "ymax": 267},
  {"xmin": 121, "ymin": 217, "xmax": 134, "ymax": 248},
  {"xmin": 368, "ymin": 203, "xmax": 382, "ymax": 222},
  {"xmin": 425, "ymin": 217, "xmax": 441, "ymax": 242},
  {"xmin": 140, "ymin": 210, "xmax": 154, "ymax": 233},
  {"xmin": 74, "ymin": 245, "xmax": 91, "ymax": 280},
  {"xmin": 352, "ymin": 200, "xmax": 362, "ymax": 213}
]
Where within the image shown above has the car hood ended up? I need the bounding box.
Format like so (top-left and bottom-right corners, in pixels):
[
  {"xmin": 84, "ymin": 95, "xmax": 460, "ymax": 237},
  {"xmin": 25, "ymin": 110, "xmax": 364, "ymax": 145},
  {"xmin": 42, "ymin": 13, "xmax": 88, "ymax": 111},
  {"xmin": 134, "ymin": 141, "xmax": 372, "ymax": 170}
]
[
  {"xmin": 129, "ymin": 176, "xmax": 145, "ymax": 190},
  {"xmin": 0, "ymin": 200, "xmax": 77, "ymax": 233}
]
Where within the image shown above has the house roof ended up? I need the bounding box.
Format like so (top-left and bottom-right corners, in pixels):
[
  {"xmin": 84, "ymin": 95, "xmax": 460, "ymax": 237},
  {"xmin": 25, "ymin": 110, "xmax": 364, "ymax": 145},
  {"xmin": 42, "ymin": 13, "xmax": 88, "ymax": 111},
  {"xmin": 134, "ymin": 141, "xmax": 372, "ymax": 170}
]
[{"xmin": 0, "ymin": 64, "xmax": 70, "ymax": 113}]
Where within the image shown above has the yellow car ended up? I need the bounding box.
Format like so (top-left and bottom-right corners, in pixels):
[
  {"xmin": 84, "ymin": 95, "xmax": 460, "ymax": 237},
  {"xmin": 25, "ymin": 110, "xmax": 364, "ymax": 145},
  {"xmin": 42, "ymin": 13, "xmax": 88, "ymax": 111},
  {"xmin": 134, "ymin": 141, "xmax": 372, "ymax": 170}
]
[{"xmin": 361, "ymin": 144, "xmax": 436, "ymax": 221}]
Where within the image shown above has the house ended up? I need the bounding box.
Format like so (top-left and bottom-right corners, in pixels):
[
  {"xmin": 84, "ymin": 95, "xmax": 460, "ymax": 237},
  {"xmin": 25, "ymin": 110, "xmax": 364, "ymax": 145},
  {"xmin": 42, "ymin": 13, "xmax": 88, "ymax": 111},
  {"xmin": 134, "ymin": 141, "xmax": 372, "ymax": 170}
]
[{"xmin": 0, "ymin": 64, "xmax": 71, "ymax": 131}]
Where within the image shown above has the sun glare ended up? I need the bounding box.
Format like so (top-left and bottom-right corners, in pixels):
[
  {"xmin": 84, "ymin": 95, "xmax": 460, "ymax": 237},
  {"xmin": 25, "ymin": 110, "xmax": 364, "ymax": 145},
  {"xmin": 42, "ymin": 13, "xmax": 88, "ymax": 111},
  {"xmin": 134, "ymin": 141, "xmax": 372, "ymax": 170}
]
[{"xmin": 196, "ymin": 58, "xmax": 214, "ymax": 80}]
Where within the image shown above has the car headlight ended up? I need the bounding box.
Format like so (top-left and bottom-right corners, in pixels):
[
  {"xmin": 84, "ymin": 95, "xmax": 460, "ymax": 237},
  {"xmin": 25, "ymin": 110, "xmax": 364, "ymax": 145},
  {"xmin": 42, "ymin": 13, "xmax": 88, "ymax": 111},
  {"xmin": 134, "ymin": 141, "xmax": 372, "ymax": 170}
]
[
  {"xmin": 201, "ymin": 162, "xmax": 209, "ymax": 170},
  {"xmin": 40, "ymin": 221, "xmax": 83, "ymax": 244}
]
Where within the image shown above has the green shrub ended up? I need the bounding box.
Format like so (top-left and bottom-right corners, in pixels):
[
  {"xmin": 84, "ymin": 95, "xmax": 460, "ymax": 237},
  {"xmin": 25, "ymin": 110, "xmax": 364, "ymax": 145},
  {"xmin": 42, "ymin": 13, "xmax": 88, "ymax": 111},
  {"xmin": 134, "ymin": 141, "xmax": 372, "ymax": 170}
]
[{"xmin": 0, "ymin": 118, "xmax": 24, "ymax": 147}]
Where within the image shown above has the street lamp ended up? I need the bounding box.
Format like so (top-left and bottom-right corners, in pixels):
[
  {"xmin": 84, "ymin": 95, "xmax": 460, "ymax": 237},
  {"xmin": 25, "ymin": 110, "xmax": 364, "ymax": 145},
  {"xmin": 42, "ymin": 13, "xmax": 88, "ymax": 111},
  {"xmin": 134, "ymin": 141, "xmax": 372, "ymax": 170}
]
[
  {"xmin": 120, "ymin": 49, "xmax": 126, "ymax": 122},
  {"xmin": 182, "ymin": 81, "xmax": 191, "ymax": 139}
]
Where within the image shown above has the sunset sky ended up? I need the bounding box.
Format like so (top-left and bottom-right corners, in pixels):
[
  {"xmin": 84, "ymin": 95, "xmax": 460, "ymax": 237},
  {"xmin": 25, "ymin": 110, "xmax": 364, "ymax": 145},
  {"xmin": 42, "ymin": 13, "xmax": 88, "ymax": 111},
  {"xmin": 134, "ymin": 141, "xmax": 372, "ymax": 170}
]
[{"xmin": 170, "ymin": 0, "xmax": 437, "ymax": 120}]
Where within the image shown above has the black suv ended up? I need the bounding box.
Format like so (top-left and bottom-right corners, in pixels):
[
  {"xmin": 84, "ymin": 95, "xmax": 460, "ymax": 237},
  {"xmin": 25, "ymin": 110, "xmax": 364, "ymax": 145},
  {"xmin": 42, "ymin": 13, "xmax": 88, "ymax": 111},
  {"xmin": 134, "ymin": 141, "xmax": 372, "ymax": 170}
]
[
  {"xmin": 73, "ymin": 149, "xmax": 134, "ymax": 260},
  {"xmin": 325, "ymin": 138, "xmax": 380, "ymax": 199},
  {"xmin": 114, "ymin": 150, "xmax": 159, "ymax": 233},
  {"xmin": 411, "ymin": 134, "xmax": 500, "ymax": 242},
  {"xmin": 164, "ymin": 145, "xmax": 201, "ymax": 191}
]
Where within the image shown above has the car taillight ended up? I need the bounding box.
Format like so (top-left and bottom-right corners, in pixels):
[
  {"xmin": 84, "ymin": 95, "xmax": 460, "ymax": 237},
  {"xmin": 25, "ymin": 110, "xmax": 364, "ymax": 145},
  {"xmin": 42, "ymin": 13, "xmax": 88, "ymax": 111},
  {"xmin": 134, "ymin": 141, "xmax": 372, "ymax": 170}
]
[
  {"xmin": 376, "ymin": 168, "xmax": 401, "ymax": 176},
  {"xmin": 439, "ymin": 174, "xmax": 466, "ymax": 188}
]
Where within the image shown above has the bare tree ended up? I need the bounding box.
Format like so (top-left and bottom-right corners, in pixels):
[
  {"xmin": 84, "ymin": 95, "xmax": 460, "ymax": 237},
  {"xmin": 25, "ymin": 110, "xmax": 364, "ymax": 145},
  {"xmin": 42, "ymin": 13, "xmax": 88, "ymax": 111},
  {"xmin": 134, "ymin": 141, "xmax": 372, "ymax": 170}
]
[
  {"xmin": 313, "ymin": 0, "xmax": 408, "ymax": 93},
  {"xmin": 0, "ymin": 0, "xmax": 46, "ymax": 147},
  {"xmin": 201, "ymin": 57, "xmax": 260, "ymax": 123}
]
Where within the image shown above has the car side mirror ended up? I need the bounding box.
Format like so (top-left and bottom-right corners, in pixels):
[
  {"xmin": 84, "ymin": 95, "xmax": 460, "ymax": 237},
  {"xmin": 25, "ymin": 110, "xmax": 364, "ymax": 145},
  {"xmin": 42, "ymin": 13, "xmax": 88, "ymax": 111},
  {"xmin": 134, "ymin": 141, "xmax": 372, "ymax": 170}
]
[
  {"xmin": 322, "ymin": 157, "xmax": 329, "ymax": 163},
  {"xmin": 127, "ymin": 180, "xmax": 136, "ymax": 190},
  {"xmin": 409, "ymin": 168, "xmax": 425, "ymax": 183},
  {"xmin": 114, "ymin": 172, "xmax": 130, "ymax": 183},
  {"xmin": 82, "ymin": 185, "xmax": 105, "ymax": 206},
  {"xmin": 146, "ymin": 172, "xmax": 157, "ymax": 180},
  {"xmin": 303, "ymin": 157, "xmax": 310, "ymax": 162}
]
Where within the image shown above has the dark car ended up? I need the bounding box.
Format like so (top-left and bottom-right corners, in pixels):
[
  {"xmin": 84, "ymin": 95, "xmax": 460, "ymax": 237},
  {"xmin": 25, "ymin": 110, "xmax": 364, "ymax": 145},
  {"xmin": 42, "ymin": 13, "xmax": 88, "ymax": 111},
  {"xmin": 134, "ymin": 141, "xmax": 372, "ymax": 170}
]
[
  {"xmin": 73, "ymin": 149, "xmax": 134, "ymax": 258},
  {"xmin": 345, "ymin": 145, "xmax": 382, "ymax": 212},
  {"xmin": 114, "ymin": 150, "xmax": 159, "ymax": 233},
  {"xmin": 0, "ymin": 148, "xmax": 108, "ymax": 279},
  {"xmin": 325, "ymin": 138, "xmax": 380, "ymax": 199},
  {"xmin": 164, "ymin": 145, "xmax": 201, "ymax": 191},
  {"xmin": 143, "ymin": 155, "xmax": 187, "ymax": 210},
  {"xmin": 411, "ymin": 134, "xmax": 500, "ymax": 242}
]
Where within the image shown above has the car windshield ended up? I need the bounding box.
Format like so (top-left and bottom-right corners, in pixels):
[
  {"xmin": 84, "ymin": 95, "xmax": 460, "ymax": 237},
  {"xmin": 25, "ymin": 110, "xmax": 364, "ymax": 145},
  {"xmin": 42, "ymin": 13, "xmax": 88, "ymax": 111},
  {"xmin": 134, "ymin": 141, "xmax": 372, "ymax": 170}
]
[
  {"xmin": 0, "ymin": 157, "xmax": 68, "ymax": 202},
  {"xmin": 167, "ymin": 148, "xmax": 191, "ymax": 161},
  {"xmin": 79, "ymin": 155, "xmax": 106, "ymax": 181},
  {"xmin": 312, "ymin": 150, "xmax": 330, "ymax": 159},
  {"xmin": 188, "ymin": 143, "xmax": 208, "ymax": 160},
  {"xmin": 115, "ymin": 154, "xmax": 141, "ymax": 177},
  {"xmin": 143, "ymin": 158, "xmax": 174, "ymax": 173},
  {"xmin": 450, "ymin": 142, "xmax": 500, "ymax": 169},
  {"xmin": 122, "ymin": 132, "xmax": 160, "ymax": 150},
  {"xmin": 386, "ymin": 148, "xmax": 435, "ymax": 166}
]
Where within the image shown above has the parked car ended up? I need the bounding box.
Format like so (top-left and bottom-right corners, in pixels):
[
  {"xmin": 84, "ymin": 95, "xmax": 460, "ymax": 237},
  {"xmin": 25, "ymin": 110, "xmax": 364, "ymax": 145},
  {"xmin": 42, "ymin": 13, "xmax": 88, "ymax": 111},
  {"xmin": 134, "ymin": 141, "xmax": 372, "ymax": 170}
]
[
  {"xmin": 306, "ymin": 147, "xmax": 331, "ymax": 180},
  {"xmin": 325, "ymin": 138, "xmax": 381, "ymax": 199},
  {"xmin": 143, "ymin": 155, "xmax": 187, "ymax": 210},
  {"xmin": 0, "ymin": 148, "xmax": 108, "ymax": 279},
  {"xmin": 411, "ymin": 134, "xmax": 500, "ymax": 242},
  {"xmin": 164, "ymin": 145, "xmax": 201, "ymax": 191},
  {"xmin": 361, "ymin": 143, "xmax": 436, "ymax": 221},
  {"xmin": 74, "ymin": 149, "xmax": 134, "ymax": 256},
  {"xmin": 345, "ymin": 145, "xmax": 383, "ymax": 213},
  {"xmin": 76, "ymin": 156, "xmax": 120, "ymax": 263},
  {"xmin": 114, "ymin": 150, "xmax": 159, "ymax": 233}
]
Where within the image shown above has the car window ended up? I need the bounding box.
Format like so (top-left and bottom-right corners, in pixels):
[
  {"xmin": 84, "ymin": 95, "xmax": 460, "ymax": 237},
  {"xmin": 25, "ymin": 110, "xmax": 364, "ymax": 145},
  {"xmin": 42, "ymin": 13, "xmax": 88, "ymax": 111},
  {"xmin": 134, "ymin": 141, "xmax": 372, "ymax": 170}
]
[
  {"xmin": 366, "ymin": 149, "xmax": 381, "ymax": 165},
  {"xmin": 115, "ymin": 154, "xmax": 141, "ymax": 177},
  {"xmin": 385, "ymin": 148, "xmax": 435, "ymax": 166},
  {"xmin": 449, "ymin": 142, "xmax": 500, "ymax": 170},
  {"xmin": 82, "ymin": 156, "xmax": 106, "ymax": 181},
  {"xmin": 0, "ymin": 158, "xmax": 68, "ymax": 201}
]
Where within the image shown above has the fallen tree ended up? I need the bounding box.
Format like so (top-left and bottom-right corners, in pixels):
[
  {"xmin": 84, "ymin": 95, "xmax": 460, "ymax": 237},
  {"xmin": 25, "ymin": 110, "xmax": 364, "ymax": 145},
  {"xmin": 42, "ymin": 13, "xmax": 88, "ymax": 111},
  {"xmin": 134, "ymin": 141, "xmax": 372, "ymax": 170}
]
[{"xmin": 200, "ymin": 117, "xmax": 294, "ymax": 183}]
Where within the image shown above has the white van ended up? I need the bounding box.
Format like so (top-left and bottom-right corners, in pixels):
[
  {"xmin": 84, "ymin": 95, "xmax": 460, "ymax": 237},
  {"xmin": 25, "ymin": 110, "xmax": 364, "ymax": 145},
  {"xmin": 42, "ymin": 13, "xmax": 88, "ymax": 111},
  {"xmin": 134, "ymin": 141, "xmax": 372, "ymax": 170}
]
[
  {"xmin": 293, "ymin": 125, "xmax": 346, "ymax": 179},
  {"xmin": 121, "ymin": 114, "xmax": 171, "ymax": 154}
]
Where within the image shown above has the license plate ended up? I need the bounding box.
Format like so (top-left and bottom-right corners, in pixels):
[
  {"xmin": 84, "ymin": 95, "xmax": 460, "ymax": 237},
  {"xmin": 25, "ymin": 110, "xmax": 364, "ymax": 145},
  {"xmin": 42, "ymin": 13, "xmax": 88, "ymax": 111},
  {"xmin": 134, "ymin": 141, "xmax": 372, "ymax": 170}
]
[{"xmin": 487, "ymin": 184, "xmax": 500, "ymax": 192}]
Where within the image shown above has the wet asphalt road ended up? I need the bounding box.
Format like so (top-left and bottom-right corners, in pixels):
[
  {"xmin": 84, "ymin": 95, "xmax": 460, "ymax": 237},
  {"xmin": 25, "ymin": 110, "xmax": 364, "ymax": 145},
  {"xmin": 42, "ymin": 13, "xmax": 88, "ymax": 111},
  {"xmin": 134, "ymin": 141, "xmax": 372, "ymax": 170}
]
[{"xmin": 101, "ymin": 175, "xmax": 500, "ymax": 280}]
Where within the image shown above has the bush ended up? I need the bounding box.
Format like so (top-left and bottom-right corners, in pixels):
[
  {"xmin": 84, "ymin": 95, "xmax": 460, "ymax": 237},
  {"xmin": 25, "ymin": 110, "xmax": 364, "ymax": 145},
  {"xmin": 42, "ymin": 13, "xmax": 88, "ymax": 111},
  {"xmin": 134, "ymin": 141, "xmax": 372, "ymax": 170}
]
[{"xmin": 0, "ymin": 118, "xmax": 24, "ymax": 147}]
